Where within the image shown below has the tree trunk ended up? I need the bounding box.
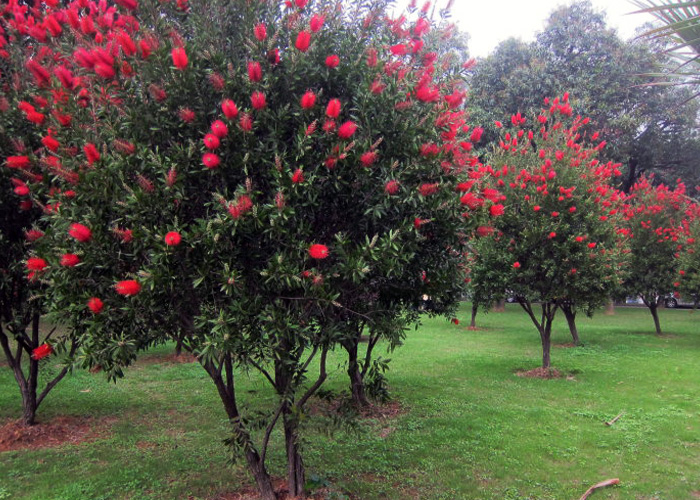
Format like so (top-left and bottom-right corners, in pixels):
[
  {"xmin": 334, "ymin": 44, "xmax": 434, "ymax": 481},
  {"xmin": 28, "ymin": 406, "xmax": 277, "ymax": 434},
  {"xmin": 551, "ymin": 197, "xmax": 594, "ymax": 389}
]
[
  {"xmin": 649, "ymin": 303, "xmax": 663, "ymax": 335},
  {"xmin": 470, "ymin": 303, "xmax": 478, "ymax": 328},
  {"xmin": 283, "ymin": 411, "xmax": 305, "ymax": 498},
  {"xmin": 561, "ymin": 305, "xmax": 580, "ymax": 345},
  {"xmin": 540, "ymin": 328, "xmax": 551, "ymax": 369},
  {"xmin": 345, "ymin": 341, "xmax": 369, "ymax": 408},
  {"xmin": 203, "ymin": 356, "xmax": 277, "ymax": 500},
  {"xmin": 604, "ymin": 299, "xmax": 615, "ymax": 315},
  {"xmin": 174, "ymin": 333, "xmax": 184, "ymax": 356},
  {"xmin": 20, "ymin": 384, "xmax": 38, "ymax": 426},
  {"xmin": 491, "ymin": 298, "xmax": 505, "ymax": 312}
]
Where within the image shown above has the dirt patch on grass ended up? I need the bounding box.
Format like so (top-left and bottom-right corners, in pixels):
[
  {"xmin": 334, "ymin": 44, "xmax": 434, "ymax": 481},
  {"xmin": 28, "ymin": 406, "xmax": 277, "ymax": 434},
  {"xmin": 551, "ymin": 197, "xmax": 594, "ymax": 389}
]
[
  {"xmin": 554, "ymin": 342, "xmax": 578, "ymax": 348},
  {"xmin": 0, "ymin": 415, "xmax": 116, "ymax": 452},
  {"xmin": 209, "ymin": 478, "xmax": 349, "ymax": 499},
  {"xmin": 515, "ymin": 367, "xmax": 564, "ymax": 379},
  {"xmin": 358, "ymin": 400, "xmax": 406, "ymax": 420},
  {"xmin": 690, "ymin": 491, "xmax": 700, "ymax": 499}
]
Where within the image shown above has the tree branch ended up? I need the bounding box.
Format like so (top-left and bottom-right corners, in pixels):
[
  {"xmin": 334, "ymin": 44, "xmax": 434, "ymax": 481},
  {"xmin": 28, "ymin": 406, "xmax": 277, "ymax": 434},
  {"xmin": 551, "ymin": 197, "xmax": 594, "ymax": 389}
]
[
  {"xmin": 37, "ymin": 339, "xmax": 79, "ymax": 406},
  {"xmin": 296, "ymin": 347, "xmax": 328, "ymax": 410}
]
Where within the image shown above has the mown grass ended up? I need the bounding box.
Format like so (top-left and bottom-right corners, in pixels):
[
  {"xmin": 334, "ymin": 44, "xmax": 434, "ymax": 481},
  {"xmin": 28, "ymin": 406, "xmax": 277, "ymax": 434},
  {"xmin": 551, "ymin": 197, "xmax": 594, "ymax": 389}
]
[{"xmin": 1, "ymin": 304, "xmax": 698, "ymax": 499}]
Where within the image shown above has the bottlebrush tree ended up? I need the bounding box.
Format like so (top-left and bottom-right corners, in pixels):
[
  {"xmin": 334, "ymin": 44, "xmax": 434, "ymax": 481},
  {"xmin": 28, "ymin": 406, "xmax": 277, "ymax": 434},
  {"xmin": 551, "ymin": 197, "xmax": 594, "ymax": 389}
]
[
  {"xmin": 1, "ymin": 0, "xmax": 484, "ymax": 497},
  {"xmin": 470, "ymin": 96, "xmax": 629, "ymax": 367},
  {"xmin": 677, "ymin": 201, "xmax": 700, "ymax": 307},
  {"xmin": 622, "ymin": 176, "xmax": 695, "ymax": 333},
  {"xmin": 0, "ymin": 53, "xmax": 80, "ymax": 426}
]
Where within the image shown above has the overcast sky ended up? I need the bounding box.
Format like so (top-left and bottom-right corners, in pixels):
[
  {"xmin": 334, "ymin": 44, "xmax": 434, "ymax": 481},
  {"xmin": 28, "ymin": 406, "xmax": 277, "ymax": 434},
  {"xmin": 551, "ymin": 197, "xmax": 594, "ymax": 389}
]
[{"xmin": 435, "ymin": 0, "xmax": 659, "ymax": 58}]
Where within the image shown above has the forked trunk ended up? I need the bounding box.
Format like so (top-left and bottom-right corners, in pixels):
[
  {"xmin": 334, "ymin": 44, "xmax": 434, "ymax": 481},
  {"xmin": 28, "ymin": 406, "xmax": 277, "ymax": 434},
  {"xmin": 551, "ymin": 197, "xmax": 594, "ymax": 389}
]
[
  {"xmin": 470, "ymin": 303, "xmax": 478, "ymax": 328},
  {"xmin": 246, "ymin": 449, "xmax": 277, "ymax": 500}
]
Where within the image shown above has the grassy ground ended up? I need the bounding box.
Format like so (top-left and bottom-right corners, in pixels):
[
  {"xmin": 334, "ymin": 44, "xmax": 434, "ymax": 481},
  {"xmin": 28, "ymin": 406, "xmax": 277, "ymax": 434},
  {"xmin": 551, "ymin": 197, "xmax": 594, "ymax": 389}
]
[{"xmin": 1, "ymin": 304, "xmax": 698, "ymax": 499}]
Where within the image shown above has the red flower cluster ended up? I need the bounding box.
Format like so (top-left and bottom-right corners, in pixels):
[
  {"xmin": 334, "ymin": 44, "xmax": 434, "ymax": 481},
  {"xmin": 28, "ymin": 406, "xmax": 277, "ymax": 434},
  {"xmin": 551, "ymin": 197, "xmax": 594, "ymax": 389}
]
[
  {"xmin": 115, "ymin": 280, "xmax": 141, "ymax": 296},
  {"xmin": 308, "ymin": 244, "xmax": 329, "ymax": 259},
  {"xmin": 32, "ymin": 344, "xmax": 53, "ymax": 360}
]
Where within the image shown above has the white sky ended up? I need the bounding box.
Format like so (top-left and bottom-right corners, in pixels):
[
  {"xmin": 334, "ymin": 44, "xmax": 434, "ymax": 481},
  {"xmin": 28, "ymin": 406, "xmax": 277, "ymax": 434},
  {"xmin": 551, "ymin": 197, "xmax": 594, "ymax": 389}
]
[{"xmin": 440, "ymin": 0, "xmax": 658, "ymax": 58}]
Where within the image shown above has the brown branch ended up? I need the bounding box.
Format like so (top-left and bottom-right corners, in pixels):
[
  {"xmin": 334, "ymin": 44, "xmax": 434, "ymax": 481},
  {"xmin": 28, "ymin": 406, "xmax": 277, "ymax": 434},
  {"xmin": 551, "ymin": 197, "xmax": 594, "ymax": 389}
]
[
  {"xmin": 296, "ymin": 347, "xmax": 328, "ymax": 410},
  {"xmin": 605, "ymin": 412, "xmax": 624, "ymax": 426},
  {"xmin": 37, "ymin": 340, "xmax": 79, "ymax": 406},
  {"xmin": 578, "ymin": 478, "xmax": 620, "ymax": 500}
]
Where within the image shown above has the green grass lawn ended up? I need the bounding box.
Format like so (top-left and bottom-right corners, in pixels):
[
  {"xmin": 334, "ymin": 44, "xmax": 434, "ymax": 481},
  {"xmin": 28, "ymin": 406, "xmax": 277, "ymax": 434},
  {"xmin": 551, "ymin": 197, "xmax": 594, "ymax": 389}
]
[{"xmin": 1, "ymin": 304, "xmax": 698, "ymax": 499}]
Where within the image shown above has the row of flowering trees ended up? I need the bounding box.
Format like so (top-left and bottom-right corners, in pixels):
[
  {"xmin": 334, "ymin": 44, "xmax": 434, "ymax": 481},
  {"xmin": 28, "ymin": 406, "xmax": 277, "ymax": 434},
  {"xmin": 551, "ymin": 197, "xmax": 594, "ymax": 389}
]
[
  {"xmin": 0, "ymin": 0, "xmax": 487, "ymax": 497},
  {"xmin": 1, "ymin": 0, "xmax": 699, "ymax": 497}
]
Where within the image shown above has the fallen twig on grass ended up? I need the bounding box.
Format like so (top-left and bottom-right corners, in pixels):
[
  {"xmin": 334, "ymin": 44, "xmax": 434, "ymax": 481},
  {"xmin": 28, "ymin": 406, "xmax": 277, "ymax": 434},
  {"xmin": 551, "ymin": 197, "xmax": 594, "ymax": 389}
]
[
  {"xmin": 605, "ymin": 412, "xmax": 624, "ymax": 426},
  {"xmin": 578, "ymin": 478, "xmax": 620, "ymax": 500}
]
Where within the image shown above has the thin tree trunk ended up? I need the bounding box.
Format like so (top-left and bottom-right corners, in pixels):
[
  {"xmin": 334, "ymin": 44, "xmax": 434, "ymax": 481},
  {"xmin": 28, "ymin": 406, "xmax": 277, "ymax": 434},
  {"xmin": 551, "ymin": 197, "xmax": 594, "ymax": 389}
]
[
  {"xmin": 203, "ymin": 356, "xmax": 277, "ymax": 500},
  {"xmin": 540, "ymin": 327, "xmax": 552, "ymax": 369},
  {"xmin": 561, "ymin": 305, "xmax": 580, "ymax": 345},
  {"xmin": 470, "ymin": 303, "xmax": 478, "ymax": 328},
  {"xmin": 283, "ymin": 411, "xmax": 305, "ymax": 498},
  {"xmin": 345, "ymin": 341, "xmax": 369, "ymax": 408},
  {"xmin": 649, "ymin": 303, "xmax": 663, "ymax": 335}
]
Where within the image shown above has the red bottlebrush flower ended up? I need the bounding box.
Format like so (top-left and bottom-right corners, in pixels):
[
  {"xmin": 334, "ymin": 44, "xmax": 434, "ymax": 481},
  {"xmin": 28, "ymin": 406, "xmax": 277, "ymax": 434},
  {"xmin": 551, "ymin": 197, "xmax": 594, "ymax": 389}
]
[
  {"xmin": 179, "ymin": 107, "xmax": 195, "ymax": 123},
  {"xmin": 414, "ymin": 217, "xmax": 427, "ymax": 229},
  {"xmin": 367, "ymin": 48, "xmax": 378, "ymax": 67},
  {"xmin": 222, "ymin": 99, "xmax": 239, "ymax": 119},
  {"xmin": 575, "ymin": 236, "xmax": 585, "ymax": 243},
  {"xmin": 84, "ymin": 143, "xmax": 100, "ymax": 165},
  {"xmin": 171, "ymin": 47, "xmax": 188, "ymax": 69},
  {"xmin": 247, "ymin": 61, "xmax": 262, "ymax": 82},
  {"xmin": 513, "ymin": 262, "xmax": 521, "ymax": 269},
  {"xmin": 27, "ymin": 257, "xmax": 48, "ymax": 272},
  {"xmin": 87, "ymin": 297, "xmax": 104, "ymax": 314},
  {"xmin": 548, "ymin": 232, "xmax": 557, "ymax": 239},
  {"xmin": 533, "ymin": 205, "xmax": 541, "ymax": 212},
  {"xmin": 295, "ymin": 0, "xmax": 308, "ymax": 7},
  {"xmin": 208, "ymin": 72, "xmax": 225, "ymax": 91},
  {"xmin": 254, "ymin": 23, "xmax": 267, "ymax": 41},
  {"xmin": 309, "ymin": 244, "xmax": 329, "ymax": 259},
  {"xmin": 228, "ymin": 195, "xmax": 254, "ymax": 219},
  {"xmin": 32, "ymin": 344, "xmax": 53, "ymax": 360},
  {"xmin": 54, "ymin": 66, "xmax": 75, "ymax": 90},
  {"xmin": 295, "ymin": 30, "xmax": 311, "ymax": 52},
  {"xmin": 551, "ymin": 211, "xmax": 559, "ymax": 217},
  {"xmin": 419, "ymin": 183, "xmax": 439, "ymax": 196},
  {"xmin": 587, "ymin": 242, "xmax": 597, "ymax": 249},
  {"xmin": 94, "ymin": 62, "xmax": 116, "ymax": 79},
  {"xmin": 239, "ymin": 113, "xmax": 253, "ymax": 132},
  {"xmin": 470, "ymin": 127, "xmax": 484, "ymax": 143},
  {"xmin": 113, "ymin": 139, "xmax": 136, "ymax": 155},
  {"xmin": 165, "ymin": 231, "xmax": 181, "ymax": 246},
  {"xmin": 310, "ymin": 14, "xmax": 325, "ymax": 32},
  {"xmin": 300, "ymin": 91, "xmax": 316, "ymax": 109},
  {"xmin": 415, "ymin": 85, "xmax": 439, "ymax": 102},
  {"xmin": 489, "ymin": 204, "xmax": 505, "ymax": 217},
  {"xmin": 115, "ymin": 280, "xmax": 141, "ymax": 296},
  {"xmin": 203, "ymin": 134, "xmax": 220, "ymax": 150},
  {"xmin": 360, "ymin": 151, "xmax": 378, "ymax": 166},
  {"xmin": 6, "ymin": 156, "xmax": 31, "ymax": 169},
  {"xmin": 451, "ymin": 318, "xmax": 459, "ymax": 325},
  {"xmin": 337, "ymin": 121, "xmax": 357, "ymax": 139},
  {"xmin": 26, "ymin": 111, "xmax": 46, "ymax": 125},
  {"xmin": 60, "ymin": 253, "xmax": 80, "ymax": 267},
  {"xmin": 202, "ymin": 153, "xmax": 221, "ymax": 169},
  {"xmin": 370, "ymin": 79, "xmax": 386, "ymax": 95},
  {"xmin": 25, "ymin": 229, "xmax": 44, "ymax": 242},
  {"xmin": 69, "ymin": 223, "xmax": 92, "ymax": 242},
  {"xmin": 113, "ymin": 227, "xmax": 133, "ymax": 243},
  {"xmin": 115, "ymin": 0, "xmax": 138, "ymax": 10},
  {"xmin": 251, "ymin": 91, "xmax": 267, "ymax": 110},
  {"xmin": 267, "ymin": 48, "xmax": 281, "ymax": 65},
  {"xmin": 555, "ymin": 150, "xmax": 565, "ymax": 161},
  {"xmin": 325, "ymin": 55, "xmax": 340, "ymax": 68},
  {"xmin": 291, "ymin": 169, "xmax": 304, "ymax": 184},
  {"xmin": 390, "ymin": 44, "xmax": 407, "ymax": 56},
  {"xmin": 385, "ymin": 180, "xmax": 400, "ymax": 195},
  {"xmin": 326, "ymin": 98, "xmax": 341, "ymax": 118},
  {"xmin": 211, "ymin": 120, "xmax": 228, "ymax": 138},
  {"xmin": 460, "ymin": 192, "xmax": 484, "ymax": 209},
  {"xmin": 476, "ymin": 226, "xmax": 494, "ymax": 237},
  {"xmin": 42, "ymin": 136, "xmax": 60, "ymax": 152},
  {"xmin": 14, "ymin": 185, "xmax": 29, "ymax": 196},
  {"xmin": 325, "ymin": 156, "xmax": 337, "ymax": 169}
]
